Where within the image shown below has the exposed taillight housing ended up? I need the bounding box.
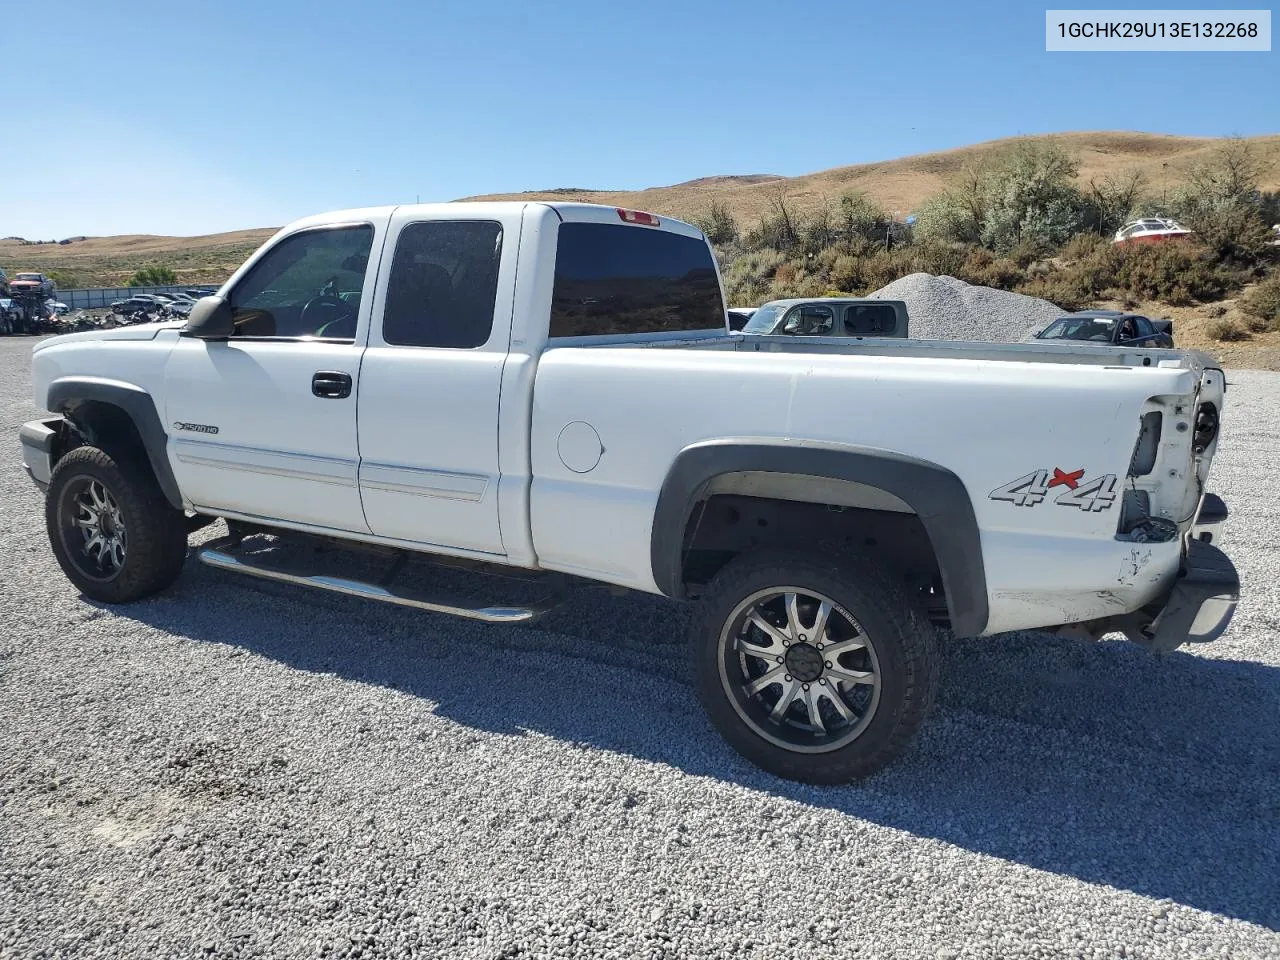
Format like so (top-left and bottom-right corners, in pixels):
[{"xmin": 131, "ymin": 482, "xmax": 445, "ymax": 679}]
[
  {"xmin": 617, "ymin": 208, "xmax": 660, "ymax": 226},
  {"xmin": 1193, "ymin": 402, "xmax": 1219, "ymax": 454}
]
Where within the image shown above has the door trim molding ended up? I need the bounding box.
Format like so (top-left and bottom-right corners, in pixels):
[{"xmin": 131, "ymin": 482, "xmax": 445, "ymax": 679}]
[
  {"xmin": 173, "ymin": 439, "xmax": 358, "ymax": 487},
  {"xmin": 359, "ymin": 462, "xmax": 489, "ymax": 502}
]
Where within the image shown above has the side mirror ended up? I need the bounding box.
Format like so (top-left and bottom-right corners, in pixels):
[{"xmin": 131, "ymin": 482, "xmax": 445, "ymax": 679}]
[{"xmin": 182, "ymin": 296, "xmax": 234, "ymax": 340}]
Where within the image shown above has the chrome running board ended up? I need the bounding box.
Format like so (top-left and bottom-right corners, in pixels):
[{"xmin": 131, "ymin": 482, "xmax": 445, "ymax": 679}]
[{"xmin": 197, "ymin": 538, "xmax": 562, "ymax": 624}]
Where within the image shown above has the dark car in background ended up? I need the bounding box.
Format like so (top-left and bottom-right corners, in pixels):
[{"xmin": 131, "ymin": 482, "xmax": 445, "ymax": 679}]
[
  {"xmin": 111, "ymin": 296, "xmax": 165, "ymax": 315},
  {"xmin": 1032, "ymin": 310, "xmax": 1174, "ymax": 348}
]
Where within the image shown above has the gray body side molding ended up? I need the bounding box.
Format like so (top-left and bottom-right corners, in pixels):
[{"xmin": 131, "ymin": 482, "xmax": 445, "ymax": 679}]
[
  {"xmin": 651, "ymin": 441, "xmax": 989, "ymax": 637},
  {"xmin": 46, "ymin": 378, "xmax": 183, "ymax": 510}
]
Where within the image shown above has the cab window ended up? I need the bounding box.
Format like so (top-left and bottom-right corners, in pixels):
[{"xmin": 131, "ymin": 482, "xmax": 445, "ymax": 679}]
[
  {"xmin": 781, "ymin": 304, "xmax": 833, "ymax": 336},
  {"xmin": 549, "ymin": 223, "xmax": 723, "ymax": 337},
  {"xmin": 844, "ymin": 303, "xmax": 897, "ymax": 335},
  {"xmin": 228, "ymin": 225, "xmax": 374, "ymax": 340},
  {"xmin": 382, "ymin": 221, "xmax": 502, "ymax": 348}
]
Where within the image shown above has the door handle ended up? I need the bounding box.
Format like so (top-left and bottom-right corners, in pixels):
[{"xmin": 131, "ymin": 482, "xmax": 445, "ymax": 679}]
[{"xmin": 312, "ymin": 371, "xmax": 352, "ymax": 399}]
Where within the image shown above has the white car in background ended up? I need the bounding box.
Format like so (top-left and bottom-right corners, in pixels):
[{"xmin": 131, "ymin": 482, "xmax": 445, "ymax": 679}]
[{"xmin": 1114, "ymin": 217, "xmax": 1192, "ymax": 245}]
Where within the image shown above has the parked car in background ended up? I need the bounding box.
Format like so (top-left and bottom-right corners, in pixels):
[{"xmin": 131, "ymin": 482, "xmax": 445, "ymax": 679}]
[
  {"xmin": 0, "ymin": 298, "xmax": 18, "ymax": 333},
  {"xmin": 166, "ymin": 299, "xmax": 194, "ymax": 317},
  {"xmin": 1114, "ymin": 218, "xmax": 1192, "ymax": 246},
  {"xmin": 1033, "ymin": 310, "xmax": 1174, "ymax": 348},
  {"xmin": 47, "ymin": 301, "xmax": 71, "ymax": 316},
  {"xmin": 726, "ymin": 307, "xmax": 757, "ymax": 331},
  {"xmin": 740, "ymin": 298, "xmax": 909, "ymax": 338},
  {"xmin": 111, "ymin": 296, "xmax": 164, "ymax": 315}
]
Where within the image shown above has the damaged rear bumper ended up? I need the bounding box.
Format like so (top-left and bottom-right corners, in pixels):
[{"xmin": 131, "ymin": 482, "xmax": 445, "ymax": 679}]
[
  {"xmin": 1138, "ymin": 537, "xmax": 1238, "ymax": 652},
  {"xmin": 1130, "ymin": 493, "xmax": 1237, "ymax": 651}
]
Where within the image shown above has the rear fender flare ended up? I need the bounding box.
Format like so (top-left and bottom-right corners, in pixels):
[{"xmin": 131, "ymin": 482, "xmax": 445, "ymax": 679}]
[{"xmin": 651, "ymin": 439, "xmax": 989, "ymax": 637}]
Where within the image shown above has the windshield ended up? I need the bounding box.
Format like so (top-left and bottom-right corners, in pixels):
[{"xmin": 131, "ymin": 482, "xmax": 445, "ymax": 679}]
[
  {"xmin": 1038, "ymin": 317, "xmax": 1117, "ymax": 342},
  {"xmin": 15, "ymin": 274, "xmax": 40, "ymax": 281},
  {"xmin": 741, "ymin": 303, "xmax": 787, "ymax": 334}
]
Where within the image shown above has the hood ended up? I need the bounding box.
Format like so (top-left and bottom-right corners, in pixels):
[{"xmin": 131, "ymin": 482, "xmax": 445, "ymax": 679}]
[{"xmin": 32, "ymin": 320, "xmax": 186, "ymax": 351}]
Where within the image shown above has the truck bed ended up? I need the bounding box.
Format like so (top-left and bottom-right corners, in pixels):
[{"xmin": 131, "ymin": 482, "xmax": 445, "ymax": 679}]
[{"xmin": 590, "ymin": 329, "xmax": 1218, "ymax": 373}]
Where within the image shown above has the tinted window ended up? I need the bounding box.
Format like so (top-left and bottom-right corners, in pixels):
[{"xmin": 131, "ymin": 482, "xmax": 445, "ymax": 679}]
[
  {"xmin": 228, "ymin": 225, "xmax": 373, "ymax": 340},
  {"xmin": 1134, "ymin": 317, "xmax": 1155, "ymax": 338},
  {"xmin": 844, "ymin": 303, "xmax": 897, "ymax": 335},
  {"xmin": 549, "ymin": 223, "xmax": 722, "ymax": 337},
  {"xmin": 382, "ymin": 221, "xmax": 502, "ymax": 348},
  {"xmin": 781, "ymin": 304, "xmax": 833, "ymax": 335}
]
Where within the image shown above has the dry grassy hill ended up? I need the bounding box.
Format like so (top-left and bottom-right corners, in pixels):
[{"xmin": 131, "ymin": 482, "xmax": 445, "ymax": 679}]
[
  {"xmin": 467, "ymin": 131, "xmax": 1280, "ymax": 227},
  {"xmin": 5, "ymin": 131, "xmax": 1278, "ymax": 288}
]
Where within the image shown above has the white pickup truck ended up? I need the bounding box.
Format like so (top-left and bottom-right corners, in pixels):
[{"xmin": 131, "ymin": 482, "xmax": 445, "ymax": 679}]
[{"xmin": 20, "ymin": 202, "xmax": 1237, "ymax": 783}]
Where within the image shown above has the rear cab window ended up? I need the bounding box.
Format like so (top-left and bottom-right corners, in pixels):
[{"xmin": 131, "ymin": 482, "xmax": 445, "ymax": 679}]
[
  {"xmin": 844, "ymin": 303, "xmax": 898, "ymax": 335},
  {"xmin": 549, "ymin": 221, "xmax": 723, "ymax": 338}
]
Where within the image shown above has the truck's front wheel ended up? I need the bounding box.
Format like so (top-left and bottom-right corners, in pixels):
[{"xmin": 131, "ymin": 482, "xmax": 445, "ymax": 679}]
[
  {"xmin": 46, "ymin": 446, "xmax": 188, "ymax": 603},
  {"xmin": 691, "ymin": 550, "xmax": 939, "ymax": 784}
]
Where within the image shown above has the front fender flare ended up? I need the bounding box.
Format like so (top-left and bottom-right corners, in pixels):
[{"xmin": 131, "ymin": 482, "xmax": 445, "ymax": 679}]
[
  {"xmin": 46, "ymin": 377, "xmax": 183, "ymax": 510},
  {"xmin": 651, "ymin": 440, "xmax": 989, "ymax": 637}
]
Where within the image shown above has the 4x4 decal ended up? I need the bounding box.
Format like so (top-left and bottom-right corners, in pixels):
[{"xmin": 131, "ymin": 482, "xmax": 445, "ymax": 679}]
[{"xmin": 989, "ymin": 468, "xmax": 1118, "ymax": 511}]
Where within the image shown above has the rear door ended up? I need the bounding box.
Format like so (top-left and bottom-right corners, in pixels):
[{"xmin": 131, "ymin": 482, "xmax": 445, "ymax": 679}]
[{"xmin": 355, "ymin": 208, "xmax": 522, "ymax": 555}]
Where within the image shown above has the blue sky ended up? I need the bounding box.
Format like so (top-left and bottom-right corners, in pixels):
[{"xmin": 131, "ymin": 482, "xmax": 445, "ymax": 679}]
[{"xmin": 10, "ymin": 0, "xmax": 1277, "ymax": 238}]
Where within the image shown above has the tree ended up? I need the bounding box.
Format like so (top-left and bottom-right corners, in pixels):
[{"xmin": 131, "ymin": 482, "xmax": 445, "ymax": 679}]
[
  {"xmin": 915, "ymin": 141, "xmax": 1089, "ymax": 254},
  {"xmin": 979, "ymin": 141, "xmax": 1086, "ymax": 253},
  {"xmin": 836, "ymin": 191, "xmax": 891, "ymax": 249},
  {"xmin": 1171, "ymin": 138, "xmax": 1275, "ymax": 265},
  {"xmin": 747, "ymin": 189, "xmax": 802, "ymax": 251},
  {"xmin": 1084, "ymin": 170, "xmax": 1145, "ymax": 236},
  {"xmin": 692, "ymin": 199, "xmax": 740, "ymax": 246},
  {"xmin": 130, "ymin": 265, "xmax": 179, "ymax": 287}
]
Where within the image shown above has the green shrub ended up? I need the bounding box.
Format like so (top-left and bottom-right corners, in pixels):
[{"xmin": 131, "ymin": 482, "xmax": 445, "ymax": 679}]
[
  {"xmin": 130, "ymin": 265, "xmax": 179, "ymax": 286},
  {"xmin": 829, "ymin": 254, "xmax": 864, "ymax": 292},
  {"xmin": 836, "ymin": 191, "xmax": 891, "ymax": 248},
  {"xmin": 1057, "ymin": 232, "xmax": 1109, "ymax": 262},
  {"xmin": 692, "ymin": 200, "xmax": 739, "ymax": 245},
  {"xmin": 913, "ymin": 190, "xmax": 981, "ymax": 246},
  {"xmin": 1110, "ymin": 241, "xmax": 1233, "ymax": 305},
  {"xmin": 1016, "ymin": 274, "xmax": 1094, "ymax": 311},
  {"xmin": 1206, "ymin": 317, "xmax": 1249, "ymax": 341},
  {"xmin": 1172, "ymin": 138, "xmax": 1277, "ymax": 266},
  {"xmin": 956, "ymin": 247, "xmax": 1023, "ymax": 289},
  {"xmin": 47, "ymin": 269, "xmax": 81, "ymax": 289},
  {"xmin": 1240, "ymin": 275, "xmax": 1280, "ymax": 329}
]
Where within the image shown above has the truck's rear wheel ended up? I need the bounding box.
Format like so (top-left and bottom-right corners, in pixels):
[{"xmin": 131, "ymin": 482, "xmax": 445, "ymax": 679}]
[
  {"xmin": 46, "ymin": 445, "xmax": 188, "ymax": 603},
  {"xmin": 691, "ymin": 550, "xmax": 939, "ymax": 784}
]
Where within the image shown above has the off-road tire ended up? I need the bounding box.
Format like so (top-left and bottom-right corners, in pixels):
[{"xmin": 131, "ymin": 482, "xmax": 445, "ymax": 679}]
[
  {"xmin": 46, "ymin": 445, "xmax": 188, "ymax": 603},
  {"xmin": 690, "ymin": 549, "xmax": 939, "ymax": 784}
]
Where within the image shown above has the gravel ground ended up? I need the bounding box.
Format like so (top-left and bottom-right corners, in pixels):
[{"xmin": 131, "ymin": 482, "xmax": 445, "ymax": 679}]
[
  {"xmin": 869, "ymin": 273, "xmax": 1066, "ymax": 342},
  {"xmin": 1, "ymin": 336, "xmax": 1278, "ymax": 959}
]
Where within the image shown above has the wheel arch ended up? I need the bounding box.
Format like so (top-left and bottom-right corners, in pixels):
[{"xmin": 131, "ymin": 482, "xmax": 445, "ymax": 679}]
[
  {"xmin": 650, "ymin": 440, "xmax": 989, "ymax": 637},
  {"xmin": 46, "ymin": 377, "xmax": 182, "ymax": 510}
]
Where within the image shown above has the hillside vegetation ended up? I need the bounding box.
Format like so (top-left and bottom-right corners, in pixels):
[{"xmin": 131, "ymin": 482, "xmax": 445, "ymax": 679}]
[
  {"xmin": 5, "ymin": 132, "xmax": 1277, "ymax": 289},
  {"xmin": 4, "ymin": 131, "xmax": 1279, "ymax": 366}
]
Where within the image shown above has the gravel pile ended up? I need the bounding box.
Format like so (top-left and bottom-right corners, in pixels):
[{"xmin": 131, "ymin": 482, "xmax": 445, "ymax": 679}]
[
  {"xmin": 2, "ymin": 337, "xmax": 1278, "ymax": 958},
  {"xmin": 869, "ymin": 272, "xmax": 1066, "ymax": 342}
]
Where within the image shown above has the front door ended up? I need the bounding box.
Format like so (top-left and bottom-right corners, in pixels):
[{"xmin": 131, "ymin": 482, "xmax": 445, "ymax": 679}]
[
  {"xmin": 355, "ymin": 209, "xmax": 521, "ymax": 555},
  {"xmin": 164, "ymin": 219, "xmax": 385, "ymax": 533}
]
